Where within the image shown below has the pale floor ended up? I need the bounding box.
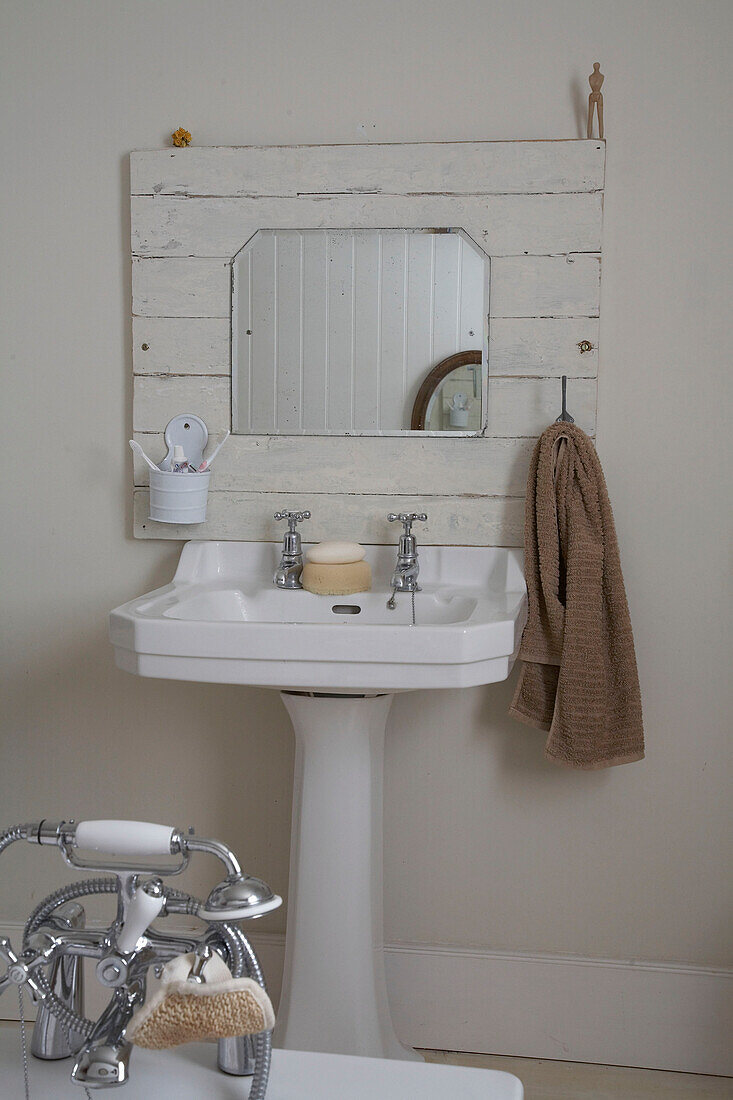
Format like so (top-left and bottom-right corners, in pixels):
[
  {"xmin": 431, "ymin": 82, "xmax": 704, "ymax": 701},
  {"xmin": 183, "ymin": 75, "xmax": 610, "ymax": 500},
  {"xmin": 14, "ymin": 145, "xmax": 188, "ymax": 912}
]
[{"xmin": 424, "ymin": 1049, "xmax": 733, "ymax": 1100}]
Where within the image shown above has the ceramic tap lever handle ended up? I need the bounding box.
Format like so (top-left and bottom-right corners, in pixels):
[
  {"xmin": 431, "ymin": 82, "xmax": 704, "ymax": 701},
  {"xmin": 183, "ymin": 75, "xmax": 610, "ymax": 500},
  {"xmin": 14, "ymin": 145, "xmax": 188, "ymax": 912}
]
[
  {"xmin": 116, "ymin": 881, "xmax": 165, "ymax": 954},
  {"xmin": 387, "ymin": 512, "xmax": 428, "ymax": 535},
  {"xmin": 74, "ymin": 820, "xmax": 177, "ymax": 858},
  {"xmin": 274, "ymin": 510, "xmax": 311, "ymax": 531}
]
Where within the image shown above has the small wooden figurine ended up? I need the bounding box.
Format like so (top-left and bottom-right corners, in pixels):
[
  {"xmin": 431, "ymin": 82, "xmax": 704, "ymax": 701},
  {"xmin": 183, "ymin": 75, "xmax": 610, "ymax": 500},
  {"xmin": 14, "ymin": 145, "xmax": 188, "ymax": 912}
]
[{"xmin": 587, "ymin": 63, "xmax": 604, "ymax": 139}]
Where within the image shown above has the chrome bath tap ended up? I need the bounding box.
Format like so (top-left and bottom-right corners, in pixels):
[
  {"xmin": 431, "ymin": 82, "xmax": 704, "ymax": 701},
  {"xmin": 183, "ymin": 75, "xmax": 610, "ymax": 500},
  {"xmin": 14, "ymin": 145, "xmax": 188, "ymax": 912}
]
[
  {"xmin": 386, "ymin": 512, "xmax": 428, "ymax": 608},
  {"xmin": 0, "ymin": 819, "xmax": 280, "ymax": 1095},
  {"xmin": 273, "ymin": 509, "xmax": 311, "ymax": 588}
]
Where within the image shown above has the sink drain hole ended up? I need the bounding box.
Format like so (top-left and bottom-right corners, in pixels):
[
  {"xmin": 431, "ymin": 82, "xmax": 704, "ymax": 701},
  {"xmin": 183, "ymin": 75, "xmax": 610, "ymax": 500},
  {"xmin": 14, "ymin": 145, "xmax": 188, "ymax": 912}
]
[{"xmin": 332, "ymin": 604, "xmax": 361, "ymax": 615}]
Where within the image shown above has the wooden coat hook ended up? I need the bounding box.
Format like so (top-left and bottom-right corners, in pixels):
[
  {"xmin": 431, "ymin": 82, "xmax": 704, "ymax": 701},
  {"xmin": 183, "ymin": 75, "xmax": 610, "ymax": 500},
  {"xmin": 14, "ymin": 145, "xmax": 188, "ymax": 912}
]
[{"xmin": 587, "ymin": 62, "xmax": 604, "ymax": 139}]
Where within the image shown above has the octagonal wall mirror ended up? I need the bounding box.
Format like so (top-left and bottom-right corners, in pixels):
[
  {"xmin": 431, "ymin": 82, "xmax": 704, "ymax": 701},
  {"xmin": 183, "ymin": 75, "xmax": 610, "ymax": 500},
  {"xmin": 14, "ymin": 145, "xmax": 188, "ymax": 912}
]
[{"xmin": 232, "ymin": 228, "xmax": 489, "ymax": 436}]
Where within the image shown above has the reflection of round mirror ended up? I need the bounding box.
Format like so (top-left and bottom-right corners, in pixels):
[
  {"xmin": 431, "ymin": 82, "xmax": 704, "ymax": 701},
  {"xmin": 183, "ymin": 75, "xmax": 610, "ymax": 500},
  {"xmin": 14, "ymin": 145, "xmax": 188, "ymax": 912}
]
[{"xmin": 410, "ymin": 350, "xmax": 482, "ymax": 431}]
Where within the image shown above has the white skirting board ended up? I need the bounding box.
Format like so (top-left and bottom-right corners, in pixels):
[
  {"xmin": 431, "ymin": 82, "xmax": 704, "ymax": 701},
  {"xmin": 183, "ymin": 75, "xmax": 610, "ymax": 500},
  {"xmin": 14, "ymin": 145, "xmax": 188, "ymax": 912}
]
[
  {"xmin": 384, "ymin": 942, "xmax": 733, "ymax": 1079},
  {"xmin": 1, "ymin": 923, "xmax": 729, "ymax": 1077}
]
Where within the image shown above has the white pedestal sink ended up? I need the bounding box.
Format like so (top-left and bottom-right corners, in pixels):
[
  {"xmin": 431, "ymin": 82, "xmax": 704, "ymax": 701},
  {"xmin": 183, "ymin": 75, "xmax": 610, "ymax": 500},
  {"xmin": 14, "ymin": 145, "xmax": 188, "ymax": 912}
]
[{"xmin": 110, "ymin": 541, "xmax": 526, "ymax": 1061}]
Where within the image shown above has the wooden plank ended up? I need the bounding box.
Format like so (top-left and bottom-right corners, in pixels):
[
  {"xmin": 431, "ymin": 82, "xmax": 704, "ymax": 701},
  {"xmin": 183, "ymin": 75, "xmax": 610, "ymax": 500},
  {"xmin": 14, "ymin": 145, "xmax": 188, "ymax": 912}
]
[
  {"xmin": 489, "ymin": 317, "xmax": 599, "ymax": 376},
  {"xmin": 490, "ymin": 255, "xmax": 600, "ymax": 317},
  {"xmin": 132, "ymin": 433, "xmax": 536, "ymax": 497},
  {"xmin": 131, "ymin": 141, "xmax": 605, "ymax": 197},
  {"xmin": 131, "ymin": 316, "xmax": 599, "ymax": 380},
  {"xmin": 132, "ymin": 257, "xmax": 230, "ymax": 317},
  {"xmin": 133, "ymin": 371, "xmax": 593, "ymax": 458},
  {"xmin": 132, "ymin": 317, "xmax": 230, "ymax": 375},
  {"xmin": 134, "ymin": 490, "xmax": 526, "ymax": 546},
  {"xmin": 487, "ymin": 377, "xmax": 596, "ymax": 436},
  {"xmin": 133, "ymin": 375, "xmax": 230, "ymax": 433},
  {"xmin": 132, "ymin": 254, "xmax": 600, "ymax": 322},
  {"xmin": 134, "ymin": 374, "xmax": 593, "ymax": 450},
  {"xmin": 131, "ymin": 192, "xmax": 603, "ymax": 259}
]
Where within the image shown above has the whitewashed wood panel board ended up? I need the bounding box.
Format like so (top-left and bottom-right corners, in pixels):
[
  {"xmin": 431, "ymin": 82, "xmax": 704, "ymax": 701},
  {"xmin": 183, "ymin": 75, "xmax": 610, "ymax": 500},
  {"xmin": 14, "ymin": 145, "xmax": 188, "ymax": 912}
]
[
  {"xmin": 132, "ymin": 258, "xmax": 230, "ymax": 317},
  {"xmin": 489, "ymin": 254, "xmax": 600, "ymax": 318},
  {"xmin": 133, "ymin": 375, "xmax": 588, "ymax": 443},
  {"xmin": 131, "ymin": 141, "xmax": 605, "ymax": 197},
  {"xmin": 132, "ymin": 317, "xmax": 230, "ymax": 375},
  {"xmin": 233, "ymin": 229, "xmax": 486, "ymax": 434},
  {"xmin": 131, "ymin": 192, "xmax": 603, "ymax": 258},
  {"xmin": 489, "ymin": 317, "xmax": 599, "ymax": 376},
  {"xmin": 134, "ymin": 490, "xmax": 525, "ymax": 547},
  {"xmin": 133, "ymin": 376, "xmax": 230, "ymax": 433},
  {"xmin": 132, "ymin": 434, "xmax": 535, "ymax": 497},
  {"xmin": 488, "ymin": 377, "xmax": 596, "ymax": 436},
  {"xmin": 130, "ymin": 140, "xmax": 605, "ymax": 542},
  {"xmin": 130, "ymin": 315, "xmax": 599, "ymax": 381},
  {"xmin": 133, "ymin": 255, "xmax": 599, "ymax": 322}
]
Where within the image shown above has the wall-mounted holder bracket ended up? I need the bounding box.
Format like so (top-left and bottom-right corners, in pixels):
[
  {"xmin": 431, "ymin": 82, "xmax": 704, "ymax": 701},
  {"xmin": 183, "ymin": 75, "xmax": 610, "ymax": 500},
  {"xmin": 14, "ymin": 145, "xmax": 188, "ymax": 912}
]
[{"xmin": 159, "ymin": 414, "xmax": 208, "ymax": 472}]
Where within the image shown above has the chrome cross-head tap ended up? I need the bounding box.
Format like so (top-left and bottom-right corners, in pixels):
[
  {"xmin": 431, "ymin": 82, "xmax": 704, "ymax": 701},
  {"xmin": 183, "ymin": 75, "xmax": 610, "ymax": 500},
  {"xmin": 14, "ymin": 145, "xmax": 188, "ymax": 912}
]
[
  {"xmin": 0, "ymin": 817, "xmax": 281, "ymax": 1089},
  {"xmin": 387, "ymin": 512, "xmax": 428, "ymax": 596},
  {"xmin": 273, "ymin": 509, "xmax": 311, "ymax": 588}
]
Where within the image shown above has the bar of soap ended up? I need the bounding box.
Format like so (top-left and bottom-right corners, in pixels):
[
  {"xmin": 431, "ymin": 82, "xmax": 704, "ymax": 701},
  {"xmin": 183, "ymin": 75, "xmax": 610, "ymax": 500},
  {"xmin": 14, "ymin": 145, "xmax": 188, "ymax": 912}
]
[
  {"xmin": 302, "ymin": 560, "xmax": 372, "ymax": 596},
  {"xmin": 306, "ymin": 540, "xmax": 366, "ymax": 565}
]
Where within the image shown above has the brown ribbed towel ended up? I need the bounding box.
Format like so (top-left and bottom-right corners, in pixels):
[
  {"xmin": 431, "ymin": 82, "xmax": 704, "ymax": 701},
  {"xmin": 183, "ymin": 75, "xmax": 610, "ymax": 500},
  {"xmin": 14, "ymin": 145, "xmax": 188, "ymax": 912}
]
[{"xmin": 509, "ymin": 421, "xmax": 644, "ymax": 769}]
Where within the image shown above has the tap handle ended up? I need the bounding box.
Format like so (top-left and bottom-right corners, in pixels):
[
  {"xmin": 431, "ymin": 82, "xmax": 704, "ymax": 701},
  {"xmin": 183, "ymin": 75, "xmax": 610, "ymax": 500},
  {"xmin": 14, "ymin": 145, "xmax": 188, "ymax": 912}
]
[
  {"xmin": 74, "ymin": 820, "xmax": 178, "ymax": 858},
  {"xmin": 274, "ymin": 509, "xmax": 311, "ymax": 532},
  {"xmin": 0, "ymin": 936, "xmax": 46, "ymax": 1000},
  {"xmin": 116, "ymin": 880, "xmax": 166, "ymax": 954},
  {"xmin": 387, "ymin": 512, "xmax": 428, "ymax": 536}
]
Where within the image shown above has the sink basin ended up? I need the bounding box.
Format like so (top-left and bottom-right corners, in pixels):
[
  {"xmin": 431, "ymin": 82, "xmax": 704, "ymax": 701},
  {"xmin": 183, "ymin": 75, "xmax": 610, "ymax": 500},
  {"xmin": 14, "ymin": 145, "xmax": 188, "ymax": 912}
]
[
  {"xmin": 159, "ymin": 587, "xmax": 479, "ymax": 626},
  {"xmin": 110, "ymin": 538, "xmax": 527, "ymax": 1063},
  {"xmin": 110, "ymin": 541, "xmax": 526, "ymax": 692}
]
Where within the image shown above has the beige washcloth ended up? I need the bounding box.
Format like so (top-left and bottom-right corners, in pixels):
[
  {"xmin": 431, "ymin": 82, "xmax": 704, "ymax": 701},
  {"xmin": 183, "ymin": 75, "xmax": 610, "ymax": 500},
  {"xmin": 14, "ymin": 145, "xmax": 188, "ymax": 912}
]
[
  {"xmin": 509, "ymin": 421, "xmax": 644, "ymax": 769},
  {"xmin": 127, "ymin": 951, "xmax": 275, "ymax": 1049}
]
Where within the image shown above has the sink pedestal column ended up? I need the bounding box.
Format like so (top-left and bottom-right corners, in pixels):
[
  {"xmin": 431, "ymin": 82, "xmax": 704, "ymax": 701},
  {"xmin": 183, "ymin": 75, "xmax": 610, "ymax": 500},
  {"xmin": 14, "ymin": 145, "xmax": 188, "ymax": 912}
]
[{"xmin": 275, "ymin": 692, "xmax": 417, "ymax": 1061}]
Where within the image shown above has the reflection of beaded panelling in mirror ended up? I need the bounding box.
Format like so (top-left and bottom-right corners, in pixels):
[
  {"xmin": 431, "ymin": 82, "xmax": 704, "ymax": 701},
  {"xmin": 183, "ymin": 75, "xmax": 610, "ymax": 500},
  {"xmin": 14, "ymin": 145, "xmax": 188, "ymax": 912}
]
[{"xmin": 232, "ymin": 228, "xmax": 489, "ymax": 436}]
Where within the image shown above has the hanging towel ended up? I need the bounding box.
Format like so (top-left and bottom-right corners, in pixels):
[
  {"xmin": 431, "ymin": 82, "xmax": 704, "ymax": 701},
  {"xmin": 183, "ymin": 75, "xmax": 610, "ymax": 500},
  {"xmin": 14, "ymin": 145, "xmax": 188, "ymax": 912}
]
[{"xmin": 509, "ymin": 421, "xmax": 644, "ymax": 769}]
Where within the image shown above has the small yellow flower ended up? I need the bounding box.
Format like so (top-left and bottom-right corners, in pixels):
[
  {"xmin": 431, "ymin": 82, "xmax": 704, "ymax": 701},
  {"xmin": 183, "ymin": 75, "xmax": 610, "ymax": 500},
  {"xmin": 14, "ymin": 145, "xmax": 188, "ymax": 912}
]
[{"xmin": 172, "ymin": 127, "xmax": 192, "ymax": 148}]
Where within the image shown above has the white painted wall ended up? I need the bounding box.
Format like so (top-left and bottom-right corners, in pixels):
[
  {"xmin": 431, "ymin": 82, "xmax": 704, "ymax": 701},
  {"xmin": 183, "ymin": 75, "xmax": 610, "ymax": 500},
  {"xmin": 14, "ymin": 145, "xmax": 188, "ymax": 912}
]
[{"xmin": 1, "ymin": 0, "xmax": 731, "ymax": 1073}]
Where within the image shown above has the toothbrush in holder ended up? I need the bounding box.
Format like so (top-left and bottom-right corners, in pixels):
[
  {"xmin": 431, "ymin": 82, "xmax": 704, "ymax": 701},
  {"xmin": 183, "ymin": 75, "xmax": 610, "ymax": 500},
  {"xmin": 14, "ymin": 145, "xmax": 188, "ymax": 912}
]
[
  {"xmin": 194, "ymin": 430, "xmax": 230, "ymax": 472},
  {"xmin": 129, "ymin": 439, "xmax": 160, "ymax": 472}
]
